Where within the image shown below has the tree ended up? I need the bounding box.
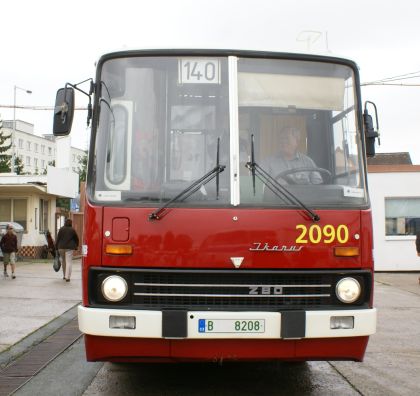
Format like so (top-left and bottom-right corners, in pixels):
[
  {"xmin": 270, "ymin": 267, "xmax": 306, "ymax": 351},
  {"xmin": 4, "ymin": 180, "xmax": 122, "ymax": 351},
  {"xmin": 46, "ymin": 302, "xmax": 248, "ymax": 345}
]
[
  {"xmin": 78, "ymin": 153, "xmax": 88, "ymax": 182},
  {"xmin": 14, "ymin": 156, "xmax": 25, "ymax": 175},
  {"xmin": 0, "ymin": 117, "xmax": 12, "ymax": 173},
  {"xmin": 42, "ymin": 160, "xmax": 55, "ymax": 175}
]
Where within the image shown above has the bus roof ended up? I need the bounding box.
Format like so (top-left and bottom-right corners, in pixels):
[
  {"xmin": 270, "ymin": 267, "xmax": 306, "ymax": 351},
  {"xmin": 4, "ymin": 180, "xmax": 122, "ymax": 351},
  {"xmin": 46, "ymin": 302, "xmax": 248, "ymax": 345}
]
[{"xmin": 95, "ymin": 48, "xmax": 358, "ymax": 69}]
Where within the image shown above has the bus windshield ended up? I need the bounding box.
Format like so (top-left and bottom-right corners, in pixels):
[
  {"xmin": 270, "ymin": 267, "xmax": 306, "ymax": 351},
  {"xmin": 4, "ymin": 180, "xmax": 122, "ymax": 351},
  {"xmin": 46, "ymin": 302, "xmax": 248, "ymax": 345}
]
[{"xmin": 92, "ymin": 54, "xmax": 367, "ymax": 209}]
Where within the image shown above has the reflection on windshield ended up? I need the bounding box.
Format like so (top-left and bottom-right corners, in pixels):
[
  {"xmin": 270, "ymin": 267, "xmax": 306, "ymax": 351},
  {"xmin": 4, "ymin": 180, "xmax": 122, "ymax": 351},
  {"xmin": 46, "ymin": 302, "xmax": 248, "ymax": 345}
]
[
  {"xmin": 238, "ymin": 58, "xmax": 365, "ymax": 208},
  {"xmin": 246, "ymin": 134, "xmax": 321, "ymax": 222},
  {"xmin": 92, "ymin": 55, "xmax": 367, "ymax": 208}
]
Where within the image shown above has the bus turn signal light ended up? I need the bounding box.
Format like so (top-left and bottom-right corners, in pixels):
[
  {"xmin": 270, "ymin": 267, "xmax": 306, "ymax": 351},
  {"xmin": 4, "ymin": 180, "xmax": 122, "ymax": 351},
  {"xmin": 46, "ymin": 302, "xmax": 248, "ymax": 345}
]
[
  {"xmin": 334, "ymin": 247, "xmax": 359, "ymax": 257},
  {"xmin": 105, "ymin": 244, "xmax": 133, "ymax": 255}
]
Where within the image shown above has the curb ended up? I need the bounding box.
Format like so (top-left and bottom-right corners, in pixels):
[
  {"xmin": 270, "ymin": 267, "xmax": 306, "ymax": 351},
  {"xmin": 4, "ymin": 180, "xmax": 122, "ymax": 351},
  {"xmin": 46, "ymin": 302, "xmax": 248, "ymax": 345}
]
[{"xmin": 0, "ymin": 303, "xmax": 79, "ymax": 370}]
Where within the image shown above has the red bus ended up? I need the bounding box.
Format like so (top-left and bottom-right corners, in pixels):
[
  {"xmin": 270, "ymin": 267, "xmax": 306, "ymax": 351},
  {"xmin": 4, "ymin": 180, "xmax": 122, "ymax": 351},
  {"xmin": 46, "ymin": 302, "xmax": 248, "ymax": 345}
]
[{"xmin": 53, "ymin": 49, "xmax": 378, "ymax": 362}]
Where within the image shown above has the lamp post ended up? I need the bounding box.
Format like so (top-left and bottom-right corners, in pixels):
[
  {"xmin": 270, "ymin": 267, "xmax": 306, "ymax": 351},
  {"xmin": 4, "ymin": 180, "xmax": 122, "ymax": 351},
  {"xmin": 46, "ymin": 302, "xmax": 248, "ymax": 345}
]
[{"xmin": 12, "ymin": 85, "xmax": 32, "ymax": 173}]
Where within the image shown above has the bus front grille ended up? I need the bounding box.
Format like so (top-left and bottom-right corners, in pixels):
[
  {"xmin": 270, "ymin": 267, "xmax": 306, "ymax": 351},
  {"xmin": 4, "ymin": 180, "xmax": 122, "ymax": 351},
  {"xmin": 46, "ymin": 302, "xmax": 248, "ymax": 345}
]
[{"xmin": 89, "ymin": 268, "xmax": 371, "ymax": 311}]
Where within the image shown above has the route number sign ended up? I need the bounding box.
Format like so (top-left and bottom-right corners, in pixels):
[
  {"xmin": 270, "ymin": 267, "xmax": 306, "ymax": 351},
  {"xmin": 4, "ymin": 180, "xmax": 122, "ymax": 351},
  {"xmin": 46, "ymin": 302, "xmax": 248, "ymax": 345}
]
[{"xmin": 179, "ymin": 59, "xmax": 221, "ymax": 84}]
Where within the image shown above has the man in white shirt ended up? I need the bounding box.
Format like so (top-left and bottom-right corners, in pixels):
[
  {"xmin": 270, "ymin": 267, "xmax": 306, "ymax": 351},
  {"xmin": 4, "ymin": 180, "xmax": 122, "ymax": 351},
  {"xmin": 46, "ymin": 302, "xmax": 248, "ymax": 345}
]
[{"xmin": 261, "ymin": 126, "xmax": 323, "ymax": 184}]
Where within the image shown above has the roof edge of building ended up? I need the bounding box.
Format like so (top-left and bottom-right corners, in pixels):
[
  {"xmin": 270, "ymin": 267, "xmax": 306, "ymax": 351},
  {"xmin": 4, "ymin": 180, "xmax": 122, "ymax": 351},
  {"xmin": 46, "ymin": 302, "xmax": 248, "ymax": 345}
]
[{"xmin": 368, "ymin": 164, "xmax": 420, "ymax": 173}]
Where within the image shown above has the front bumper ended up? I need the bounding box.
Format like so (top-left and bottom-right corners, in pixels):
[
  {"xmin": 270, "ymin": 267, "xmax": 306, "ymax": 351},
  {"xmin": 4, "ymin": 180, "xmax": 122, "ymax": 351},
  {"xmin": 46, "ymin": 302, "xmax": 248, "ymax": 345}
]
[{"xmin": 78, "ymin": 305, "xmax": 376, "ymax": 339}]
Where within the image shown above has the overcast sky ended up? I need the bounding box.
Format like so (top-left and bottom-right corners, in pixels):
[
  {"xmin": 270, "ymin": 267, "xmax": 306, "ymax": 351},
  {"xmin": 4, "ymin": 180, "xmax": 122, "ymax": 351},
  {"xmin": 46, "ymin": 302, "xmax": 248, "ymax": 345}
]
[{"xmin": 1, "ymin": 0, "xmax": 420, "ymax": 162}]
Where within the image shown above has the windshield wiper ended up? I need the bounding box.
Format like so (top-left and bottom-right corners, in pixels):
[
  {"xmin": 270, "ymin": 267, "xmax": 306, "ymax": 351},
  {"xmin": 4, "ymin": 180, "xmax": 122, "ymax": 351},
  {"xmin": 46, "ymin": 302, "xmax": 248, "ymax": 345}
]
[
  {"xmin": 149, "ymin": 138, "xmax": 225, "ymax": 221},
  {"xmin": 245, "ymin": 134, "xmax": 320, "ymax": 222}
]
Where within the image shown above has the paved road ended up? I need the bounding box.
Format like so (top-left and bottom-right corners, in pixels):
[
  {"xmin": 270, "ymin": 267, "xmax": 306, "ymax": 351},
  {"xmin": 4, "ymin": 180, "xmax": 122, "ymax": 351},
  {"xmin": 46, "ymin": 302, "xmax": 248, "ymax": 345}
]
[
  {"xmin": 5, "ymin": 273, "xmax": 420, "ymax": 396},
  {"xmin": 331, "ymin": 272, "xmax": 420, "ymax": 395}
]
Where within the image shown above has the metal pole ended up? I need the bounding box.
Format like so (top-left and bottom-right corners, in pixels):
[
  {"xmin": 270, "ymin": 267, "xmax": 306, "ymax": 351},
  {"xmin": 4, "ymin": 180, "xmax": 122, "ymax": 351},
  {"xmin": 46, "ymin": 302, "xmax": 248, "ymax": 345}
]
[{"xmin": 12, "ymin": 86, "xmax": 16, "ymax": 174}]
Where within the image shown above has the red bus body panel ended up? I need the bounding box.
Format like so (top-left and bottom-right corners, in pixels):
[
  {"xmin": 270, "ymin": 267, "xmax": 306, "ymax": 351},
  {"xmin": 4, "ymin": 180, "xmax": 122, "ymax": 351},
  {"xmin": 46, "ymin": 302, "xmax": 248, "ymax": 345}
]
[
  {"xmin": 84, "ymin": 205, "xmax": 370, "ymax": 272},
  {"xmin": 85, "ymin": 335, "xmax": 369, "ymax": 362},
  {"xmin": 81, "ymin": 200, "xmax": 374, "ymax": 361}
]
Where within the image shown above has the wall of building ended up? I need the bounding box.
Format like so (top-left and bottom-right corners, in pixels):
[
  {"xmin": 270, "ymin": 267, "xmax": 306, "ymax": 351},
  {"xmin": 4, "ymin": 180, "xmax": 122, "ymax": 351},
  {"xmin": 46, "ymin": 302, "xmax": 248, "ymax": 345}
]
[
  {"xmin": 20, "ymin": 193, "xmax": 57, "ymax": 258},
  {"xmin": 368, "ymin": 168, "xmax": 420, "ymax": 271},
  {"xmin": 1, "ymin": 121, "xmax": 86, "ymax": 175},
  {"xmin": 0, "ymin": 188, "xmax": 56, "ymax": 258},
  {"xmin": 1, "ymin": 121, "xmax": 83, "ymax": 259}
]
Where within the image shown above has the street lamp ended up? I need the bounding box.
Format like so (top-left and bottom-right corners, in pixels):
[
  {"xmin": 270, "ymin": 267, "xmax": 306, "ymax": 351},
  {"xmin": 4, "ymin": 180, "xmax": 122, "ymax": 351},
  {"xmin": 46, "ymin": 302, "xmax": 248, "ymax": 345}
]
[{"xmin": 12, "ymin": 85, "xmax": 32, "ymax": 173}]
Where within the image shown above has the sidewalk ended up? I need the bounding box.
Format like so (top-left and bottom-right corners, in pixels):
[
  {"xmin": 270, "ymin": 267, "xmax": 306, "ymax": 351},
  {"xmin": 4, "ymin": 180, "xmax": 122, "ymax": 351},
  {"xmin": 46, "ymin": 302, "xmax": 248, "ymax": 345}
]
[
  {"xmin": 375, "ymin": 271, "xmax": 420, "ymax": 295},
  {"xmin": 332, "ymin": 271, "xmax": 420, "ymax": 395},
  {"xmin": 0, "ymin": 258, "xmax": 81, "ymax": 355}
]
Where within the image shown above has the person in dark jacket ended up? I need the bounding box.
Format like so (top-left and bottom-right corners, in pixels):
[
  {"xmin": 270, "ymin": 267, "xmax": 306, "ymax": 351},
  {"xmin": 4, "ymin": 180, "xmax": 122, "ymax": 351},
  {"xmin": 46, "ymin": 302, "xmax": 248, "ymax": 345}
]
[
  {"xmin": 56, "ymin": 219, "xmax": 79, "ymax": 282},
  {"xmin": 45, "ymin": 230, "xmax": 56, "ymax": 258},
  {"xmin": 0, "ymin": 224, "xmax": 18, "ymax": 279}
]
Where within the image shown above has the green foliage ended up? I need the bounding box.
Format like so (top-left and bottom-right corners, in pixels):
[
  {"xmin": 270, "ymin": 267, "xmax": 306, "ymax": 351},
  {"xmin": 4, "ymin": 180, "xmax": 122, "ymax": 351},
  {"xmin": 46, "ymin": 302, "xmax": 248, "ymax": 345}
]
[
  {"xmin": 78, "ymin": 153, "xmax": 88, "ymax": 182},
  {"xmin": 56, "ymin": 197, "xmax": 70, "ymax": 210},
  {"xmin": 0, "ymin": 118, "xmax": 24, "ymax": 174},
  {"xmin": 14, "ymin": 156, "xmax": 25, "ymax": 175},
  {"xmin": 42, "ymin": 160, "xmax": 56, "ymax": 175},
  {"xmin": 0, "ymin": 126, "xmax": 12, "ymax": 173}
]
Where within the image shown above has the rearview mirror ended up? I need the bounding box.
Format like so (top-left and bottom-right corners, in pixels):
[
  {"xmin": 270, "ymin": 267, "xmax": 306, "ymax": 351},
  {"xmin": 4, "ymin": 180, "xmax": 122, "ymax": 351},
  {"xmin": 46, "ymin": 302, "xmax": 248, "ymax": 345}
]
[
  {"xmin": 363, "ymin": 101, "xmax": 380, "ymax": 157},
  {"xmin": 53, "ymin": 87, "xmax": 75, "ymax": 136}
]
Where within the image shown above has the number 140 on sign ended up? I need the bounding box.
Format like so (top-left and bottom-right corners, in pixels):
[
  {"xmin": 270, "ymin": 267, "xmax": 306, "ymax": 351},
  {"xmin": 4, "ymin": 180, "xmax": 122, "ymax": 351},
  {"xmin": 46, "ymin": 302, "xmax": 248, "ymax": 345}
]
[{"xmin": 179, "ymin": 59, "xmax": 221, "ymax": 84}]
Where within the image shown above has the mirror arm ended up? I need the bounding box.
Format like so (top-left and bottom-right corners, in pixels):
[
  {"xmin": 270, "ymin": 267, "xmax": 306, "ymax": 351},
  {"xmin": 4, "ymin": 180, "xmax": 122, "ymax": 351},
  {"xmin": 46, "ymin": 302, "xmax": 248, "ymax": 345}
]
[{"xmin": 64, "ymin": 78, "xmax": 95, "ymax": 127}]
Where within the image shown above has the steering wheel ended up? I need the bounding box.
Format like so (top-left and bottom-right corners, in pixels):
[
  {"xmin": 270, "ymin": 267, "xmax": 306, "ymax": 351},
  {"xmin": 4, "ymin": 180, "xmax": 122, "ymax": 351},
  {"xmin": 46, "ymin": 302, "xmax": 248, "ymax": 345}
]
[{"xmin": 275, "ymin": 167, "xmax": 332, "ymax": 184}]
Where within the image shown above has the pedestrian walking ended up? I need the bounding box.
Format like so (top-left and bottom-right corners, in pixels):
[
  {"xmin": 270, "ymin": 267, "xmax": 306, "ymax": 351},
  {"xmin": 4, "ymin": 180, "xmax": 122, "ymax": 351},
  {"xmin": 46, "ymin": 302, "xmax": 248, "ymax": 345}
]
[
  {"xmin": 56, "ymin": 219, "xmax": 79, "ymax": 282},
  {"xmin": 0, "ymin": 224, "xmax": 18, "ymax": 279},
  {"xmin": 45, "ymin": 230, "xmax": 56, "ymax": 258}
]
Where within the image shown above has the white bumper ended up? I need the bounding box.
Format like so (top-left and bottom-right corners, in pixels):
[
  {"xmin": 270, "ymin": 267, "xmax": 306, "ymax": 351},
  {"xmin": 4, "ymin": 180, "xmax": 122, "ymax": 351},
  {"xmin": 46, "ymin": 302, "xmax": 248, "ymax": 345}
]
[{"xmin": 78, "ymin": 305, "xmax": 376, "ymax": 339}]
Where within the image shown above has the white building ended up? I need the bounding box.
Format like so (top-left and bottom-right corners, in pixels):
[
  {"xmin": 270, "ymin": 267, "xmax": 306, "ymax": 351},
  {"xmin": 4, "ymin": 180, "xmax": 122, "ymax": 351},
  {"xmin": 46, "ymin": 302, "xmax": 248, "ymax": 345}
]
[
  {"xmin": 368, "ymin": 154, "xmax": 420, "ymax": 271},
  {"xmin": 1, "ymin": 120, "xmax": 86, "ymax": 174},
  {"xmin": 0, "ymin": 120, "xmax": 83, "ymax": 258},
  {"xmin": 0, "ymin": 171, "xmax": 79, "ymax": 258}
]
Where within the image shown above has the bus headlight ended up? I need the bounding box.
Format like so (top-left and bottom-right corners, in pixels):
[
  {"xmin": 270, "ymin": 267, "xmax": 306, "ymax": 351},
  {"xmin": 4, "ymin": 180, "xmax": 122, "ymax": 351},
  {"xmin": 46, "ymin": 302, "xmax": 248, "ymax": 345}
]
[
  {"xmin": 336, "ymin": 277, "xmax": 361, "ymax": 303},
  {"xmin": 101, "ymin": 275, "xmax": 128, "ymax": 302}
]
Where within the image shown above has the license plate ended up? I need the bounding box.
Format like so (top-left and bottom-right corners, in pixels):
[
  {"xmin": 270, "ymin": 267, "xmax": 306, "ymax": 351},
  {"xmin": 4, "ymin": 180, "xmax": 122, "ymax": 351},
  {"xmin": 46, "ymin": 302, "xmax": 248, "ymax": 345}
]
[{"xmin": 198, "ymin": 319, "xmax": 265, "ymax": 333}]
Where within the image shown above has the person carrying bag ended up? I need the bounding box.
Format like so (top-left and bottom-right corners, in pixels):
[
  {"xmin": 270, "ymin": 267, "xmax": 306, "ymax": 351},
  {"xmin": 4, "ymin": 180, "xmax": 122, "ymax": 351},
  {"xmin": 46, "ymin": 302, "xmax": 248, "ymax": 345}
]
[
  {"xmin": 56, "ymin": 219, "xmax": 79, "ymax": 282},
  {"xmin": 53, "ymin": 250, "xmax": 61, "ymax": 272}
]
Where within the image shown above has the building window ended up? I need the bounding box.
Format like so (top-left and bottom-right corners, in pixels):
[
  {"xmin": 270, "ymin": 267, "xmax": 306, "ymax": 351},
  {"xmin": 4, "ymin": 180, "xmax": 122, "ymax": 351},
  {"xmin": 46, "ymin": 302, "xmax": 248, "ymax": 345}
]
[
  {"xmin": 385, "ymin": 198, "xmax": 420, "ymax": 236},
  {"xmin": 0, "ymin": 200, "xmax": 12, "ymax": 222},
  {"xmin": 41, "ymin": 160, "xmax": 45, "ymax": 168},
  {"xmin": 0, "ymin": 198, "xmax": 27, "ymax": 231},
  {"xmin": 14, "ymin": 199, "xmax": 27, "ymax": 230},
  {"xmin": 27, "ymin": 141, "xmax": 31, "ymax": 151},
  {"xmin": 26, "ymin": 156, "xmax": 31, "ymax": 166},
  {"xmin": 48, "ymin": 147, "xmax": 52, "ymax": 156},
  {"xmin": 34, "ymin": 158, "xmax": 38, "ymax": 168},
  {"xmin": 41, "ymin": 145, "xmax": 45, "ymax": 154},
  {"xmin": 18, "ymin": 139, "xmax": 23, "ymax": 149},
  {"xmin": 39, "ymin": 199, "xmax": 49, "ymax": 232},
  {"xmin": 34, "ymin": 143, "xmax": 38, "ymax": 153}
]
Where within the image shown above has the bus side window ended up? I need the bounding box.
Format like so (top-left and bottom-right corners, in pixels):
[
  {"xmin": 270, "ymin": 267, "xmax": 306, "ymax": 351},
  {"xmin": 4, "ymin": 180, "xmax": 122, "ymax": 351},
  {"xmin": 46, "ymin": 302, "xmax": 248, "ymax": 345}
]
[{"xmin": 105, "ymin": 102, "xmax": 130, "ymax": 188}]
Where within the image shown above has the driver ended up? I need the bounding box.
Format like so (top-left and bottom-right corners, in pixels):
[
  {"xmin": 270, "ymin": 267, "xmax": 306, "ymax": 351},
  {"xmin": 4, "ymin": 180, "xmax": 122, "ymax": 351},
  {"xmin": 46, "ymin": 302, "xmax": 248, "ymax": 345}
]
[{"xmin": 261, "ymin": 126, "xmax": 323, "ymax": 184}]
